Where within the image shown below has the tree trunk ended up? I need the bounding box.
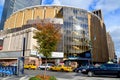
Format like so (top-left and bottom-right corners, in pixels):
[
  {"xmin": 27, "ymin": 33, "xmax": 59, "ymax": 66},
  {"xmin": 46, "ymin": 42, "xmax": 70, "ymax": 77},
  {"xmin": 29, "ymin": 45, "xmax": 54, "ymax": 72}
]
[{"xmin": 44, "ymin": 57, "xmax": 47, "ymax": 80}]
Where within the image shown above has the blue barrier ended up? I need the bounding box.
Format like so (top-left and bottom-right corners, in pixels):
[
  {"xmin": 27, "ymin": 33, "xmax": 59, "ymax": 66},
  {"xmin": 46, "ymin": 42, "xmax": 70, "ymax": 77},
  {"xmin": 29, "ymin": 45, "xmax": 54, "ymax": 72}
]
[{"xmin": 0, "ymin": 66, "xmax": 17, "ymax": 77}]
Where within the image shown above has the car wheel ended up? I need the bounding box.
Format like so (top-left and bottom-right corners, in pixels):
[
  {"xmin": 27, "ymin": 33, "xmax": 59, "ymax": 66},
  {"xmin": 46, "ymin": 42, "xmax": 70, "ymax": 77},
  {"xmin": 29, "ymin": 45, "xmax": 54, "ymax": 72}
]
[
  {"xmin": 117, "ymin": 72, "xmax": 120, "ymax": 78},
  {"xmin": 46, "ymin": 68, "xmax": 49, "ymax": 70},
  {"xmin": 61, "ymin": 69, "xmax": 64, "ymax": 72},
  {"xmin": 88, "ymin": 71, "xmax": 94, "ymax": 77},
  {"xmin": 38, "ymin": 67, "xmax": 41, "ymax": 70},
  {"xmin": 77, "ymin": 70, "xmax": 81, "ymax": 73},
  {"xmin": 38, "ymin": 67, "xmax": 40, "ymax": 70},
  {"xmin": 49, "ymin": 68, "xmax": 52, "ymax": 71}
]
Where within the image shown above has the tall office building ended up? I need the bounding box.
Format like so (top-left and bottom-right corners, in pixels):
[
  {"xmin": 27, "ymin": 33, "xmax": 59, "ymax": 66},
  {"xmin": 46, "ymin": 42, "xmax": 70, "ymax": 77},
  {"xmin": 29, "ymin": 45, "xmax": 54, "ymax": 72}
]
[
  {"xmin": 13, "ymin": 0, "xmax": 42, "ymax": 12},
  {"xmin": 0, "ymin": 0, "xmax": 42, "ymax": 30},
  {"xmin": 0, "ymin": 0, "xmax": 15, "ymax": 30}
]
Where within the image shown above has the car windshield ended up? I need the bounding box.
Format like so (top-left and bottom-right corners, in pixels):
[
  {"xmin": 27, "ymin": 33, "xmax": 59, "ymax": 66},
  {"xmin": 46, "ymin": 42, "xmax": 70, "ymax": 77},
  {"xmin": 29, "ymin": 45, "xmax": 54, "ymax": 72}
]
[
  {"xmin": 81, "ymin": 66, "xmax": 87, "ymax": 68},
  {"xmin": 100, "ymin": 64, "xmax": 106, "ymax": 68},
  {"xmin": 80, "ymin": 65, "xmax": 94, "ymax": 68},
  {"xmin": 41, "ymin": 64, "xmax": 46, "ymax": 66},
  {"xmin": 41, "ymin": 63, "xmax": 53, "ymax": 66},
  {"xmin": 48, "ymin": 63, "xmax": 53, "ymax": 66}
]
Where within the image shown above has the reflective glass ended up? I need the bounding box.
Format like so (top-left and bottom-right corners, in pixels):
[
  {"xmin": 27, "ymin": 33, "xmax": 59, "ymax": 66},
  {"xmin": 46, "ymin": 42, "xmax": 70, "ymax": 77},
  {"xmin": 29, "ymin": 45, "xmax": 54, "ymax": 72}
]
[{"xmin": 63, "ymin": 7, "xmax": 89, "ymax": 57}]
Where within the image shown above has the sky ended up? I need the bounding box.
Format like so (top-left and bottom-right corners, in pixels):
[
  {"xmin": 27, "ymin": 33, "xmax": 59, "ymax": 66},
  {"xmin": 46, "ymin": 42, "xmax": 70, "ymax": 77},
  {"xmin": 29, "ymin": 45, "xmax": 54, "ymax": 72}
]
[{"xmin": 0, "ymin": 0, "xmax": 120, "ymax": 59}]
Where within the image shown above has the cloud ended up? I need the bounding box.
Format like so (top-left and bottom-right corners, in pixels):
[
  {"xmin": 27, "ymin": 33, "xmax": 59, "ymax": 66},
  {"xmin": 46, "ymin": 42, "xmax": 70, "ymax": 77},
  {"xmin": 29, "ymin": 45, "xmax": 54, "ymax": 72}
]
[
  {"xmin": 110, "ymin": 28, "xmax": 120, "ymax": 58},
  {"xmin": 42, "ymin": 0, "xmax": 94, "ymax": 10},
  {"xmin": 110, "ymin": 28, "xmax": 120, "ymax": 43},
  {"xmin": 52, "ymin": 0, "xmax": 61, "ymax": 5},
  {"xmin": 59, "ymin": 0, "xmax": 93, "ymax": 10},
  {"xmin": 94, "ymin": 0, "xmax": 120, "ymax": 14},
  {"xmin": 104, "ymin": 9, "xmax": 120, "ymax": 33},
  {"xmin": 0, "ymin": 0, "xmax": 4, "ymax": 6}
]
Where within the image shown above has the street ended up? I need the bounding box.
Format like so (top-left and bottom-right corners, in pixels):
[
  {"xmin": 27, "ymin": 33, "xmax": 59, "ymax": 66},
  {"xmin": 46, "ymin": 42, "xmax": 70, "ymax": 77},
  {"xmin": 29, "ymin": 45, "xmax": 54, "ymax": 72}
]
[{"xmin": 0, "ymin": 70, "xmax": 119, "ymax": 80}]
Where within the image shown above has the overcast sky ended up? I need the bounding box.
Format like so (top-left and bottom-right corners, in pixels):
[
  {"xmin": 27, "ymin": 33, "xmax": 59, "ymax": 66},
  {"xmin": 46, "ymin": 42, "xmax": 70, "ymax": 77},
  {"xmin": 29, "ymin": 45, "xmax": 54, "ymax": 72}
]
[{"xmin": 0, "ymin": 0, "xmax": 120, "ymax": 58}]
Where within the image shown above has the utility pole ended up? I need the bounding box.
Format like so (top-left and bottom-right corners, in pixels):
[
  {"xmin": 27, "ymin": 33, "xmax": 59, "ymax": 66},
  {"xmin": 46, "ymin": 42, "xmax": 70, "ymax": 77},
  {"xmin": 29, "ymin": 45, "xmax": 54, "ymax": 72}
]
[{"xmin": 23, "ymin": 37, "xmax": 26, "ymax": 57}]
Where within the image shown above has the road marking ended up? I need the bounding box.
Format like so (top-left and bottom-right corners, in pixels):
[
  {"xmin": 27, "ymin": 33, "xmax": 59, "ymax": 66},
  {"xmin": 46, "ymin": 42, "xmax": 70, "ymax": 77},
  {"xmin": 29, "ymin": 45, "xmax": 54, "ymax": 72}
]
[
  {"xmin": 19, "ymin": 75, "xmax": 29, "ymax": 80},
  {"xmin": 1, "ymin": 76, "xmax": 11, "ymax": 80}
]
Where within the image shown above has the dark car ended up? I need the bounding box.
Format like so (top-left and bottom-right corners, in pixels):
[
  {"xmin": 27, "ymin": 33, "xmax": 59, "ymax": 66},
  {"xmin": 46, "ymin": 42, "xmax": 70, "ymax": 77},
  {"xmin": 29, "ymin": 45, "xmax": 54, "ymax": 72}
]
[
  {"xmin": 74, "ymin": 65, "xmax": 94, "ymax": 73},
  {"xmin": 82, "ymin": 63, "xmax": 120, "ymax": 77}
]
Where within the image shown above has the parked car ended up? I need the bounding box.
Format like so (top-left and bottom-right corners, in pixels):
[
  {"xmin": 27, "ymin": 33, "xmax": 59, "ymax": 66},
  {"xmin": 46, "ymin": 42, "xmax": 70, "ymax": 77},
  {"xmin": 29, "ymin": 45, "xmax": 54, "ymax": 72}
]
[
  {"xmin": 50, "ymin": 64, "xmax": 73, "ymax": 72},
  {"xmin": 24, "ymin": 64, "xmax": 29, "ymax": 69},
  {"xmin": 24, "ymin": 64, "xmax": 37, "ymax": 70},
  {"xmin": 74, "ymin": 65, "xmax": 94, "ymax": 73},
  {"xmin": 38, "ymin": 63, "xmax": 54, "ymax": 70},
  {"xmin": 82, "ymin": 63, "xmax": 120, "ymax": 77}
]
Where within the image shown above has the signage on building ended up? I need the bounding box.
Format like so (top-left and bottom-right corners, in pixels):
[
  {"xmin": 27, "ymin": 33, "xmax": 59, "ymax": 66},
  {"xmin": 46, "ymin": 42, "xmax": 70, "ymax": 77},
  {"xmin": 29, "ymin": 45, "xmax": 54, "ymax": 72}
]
[
  {"xmin": 52, "ymin": 52, "xmax": 64, "ymax": 58},
  {"xmin": 85, "ymin": 52, "xmax": 91, "ymax": 58},
  {"xmin": 30, "ymin": 50, "xmax": 37, "ymax": 55},
  {"xmin": 30, "ymin": 51, "xmax": 64, "ymax": 58}
]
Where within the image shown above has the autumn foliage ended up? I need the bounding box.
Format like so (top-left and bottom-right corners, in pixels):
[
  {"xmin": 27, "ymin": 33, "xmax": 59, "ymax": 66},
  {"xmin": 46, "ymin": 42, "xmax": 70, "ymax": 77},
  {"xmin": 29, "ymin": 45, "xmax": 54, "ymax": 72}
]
[{"xmin": 33, "ymin": 22, "xmax": 61, "ymax": 58}]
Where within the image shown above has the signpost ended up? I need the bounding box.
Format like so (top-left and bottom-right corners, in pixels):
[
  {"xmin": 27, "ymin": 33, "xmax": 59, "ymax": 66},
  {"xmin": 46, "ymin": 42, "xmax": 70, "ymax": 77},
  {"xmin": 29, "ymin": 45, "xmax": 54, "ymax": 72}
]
[{"xmin": 17, "ymin": 57, "xmax": 24, "ymax": 76}]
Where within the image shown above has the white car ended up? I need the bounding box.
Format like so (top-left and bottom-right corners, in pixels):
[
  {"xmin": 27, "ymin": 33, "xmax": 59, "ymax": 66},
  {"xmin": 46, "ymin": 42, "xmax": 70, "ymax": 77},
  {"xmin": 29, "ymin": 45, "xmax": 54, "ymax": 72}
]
[{"xmin": 38, "ymin": 63, "xmax": 54, "ymax": 70}]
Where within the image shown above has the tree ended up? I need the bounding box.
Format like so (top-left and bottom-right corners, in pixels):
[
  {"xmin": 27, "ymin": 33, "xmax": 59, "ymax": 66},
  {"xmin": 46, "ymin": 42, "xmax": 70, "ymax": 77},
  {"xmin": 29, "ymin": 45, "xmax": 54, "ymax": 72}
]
[{"xmin": 33, "ymin": 22, "xmax": 61, "ymax": 78}]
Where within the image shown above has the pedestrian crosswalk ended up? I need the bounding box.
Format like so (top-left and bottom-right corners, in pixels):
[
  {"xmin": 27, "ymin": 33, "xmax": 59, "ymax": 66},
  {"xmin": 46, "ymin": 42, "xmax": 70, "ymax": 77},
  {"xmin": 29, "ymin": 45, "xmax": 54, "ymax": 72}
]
[
  {"xmin": 1, "ymin": 76, "xmax": 11, "ymax": 80},
  {"xmin": 19, "ymin": 75, "xmax": 29, "ymax": 80}
]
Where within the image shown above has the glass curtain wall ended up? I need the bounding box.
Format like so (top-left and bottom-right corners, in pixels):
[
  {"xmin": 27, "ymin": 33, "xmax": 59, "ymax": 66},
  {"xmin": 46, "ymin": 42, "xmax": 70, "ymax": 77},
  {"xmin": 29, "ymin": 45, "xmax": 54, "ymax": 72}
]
[
  {"xmin": 0, "ymin": 0, "xmax": 42, "ymax": 30},
  {"xmin": 0, "ymin": 0, "xmax": 15, "ymax": 30},
  {"xmin": 63, "ymin": 7, "xmax": 89, "ymax": 58},
  {"xmin": 13, "ymin": 0, "xmax": 42, "ymax": 12}
]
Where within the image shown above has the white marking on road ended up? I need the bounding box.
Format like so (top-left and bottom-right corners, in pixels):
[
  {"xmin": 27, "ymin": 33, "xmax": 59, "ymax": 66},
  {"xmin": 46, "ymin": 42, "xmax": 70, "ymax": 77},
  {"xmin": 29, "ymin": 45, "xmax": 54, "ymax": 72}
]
[
  {"xmin": 19, "ymin": 75, "xmax": 29, "ymax": 80},
  {"xmin": 1, "ymin": 76, "xmax": 11, "ymax": 80}
]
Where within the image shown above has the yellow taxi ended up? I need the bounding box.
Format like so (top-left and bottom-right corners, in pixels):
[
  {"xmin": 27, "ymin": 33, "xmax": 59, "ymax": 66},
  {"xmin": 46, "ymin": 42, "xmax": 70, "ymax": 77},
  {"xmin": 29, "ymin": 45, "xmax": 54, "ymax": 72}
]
[
  {"xmin": 24, "ymin": 64, "xmax": 29, "ymax": 69},
  {"xmin": 50, "ymin": 64, "xmax": 73, "ymax": 72},
  {"xmin": 24, "ymin": 64, "xmax": 37, "ymax": 70}
]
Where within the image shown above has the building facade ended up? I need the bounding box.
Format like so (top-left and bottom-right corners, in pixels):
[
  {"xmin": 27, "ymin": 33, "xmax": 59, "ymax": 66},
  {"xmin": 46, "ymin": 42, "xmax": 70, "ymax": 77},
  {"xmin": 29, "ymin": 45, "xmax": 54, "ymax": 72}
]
[
  {"xmin": 106, "ymin": 32, "xmax": 115, "ymax": 60},
  {"xmin": 0, "ymin": 0, "xmax": 42, "ymax": 30},
  {"xmin": 0, "ymin": 18, "xmax": 63, "ymax": 66},
  {"xmin": 2, "ymin": 5, "xmax": 110, "ymax": 64}
]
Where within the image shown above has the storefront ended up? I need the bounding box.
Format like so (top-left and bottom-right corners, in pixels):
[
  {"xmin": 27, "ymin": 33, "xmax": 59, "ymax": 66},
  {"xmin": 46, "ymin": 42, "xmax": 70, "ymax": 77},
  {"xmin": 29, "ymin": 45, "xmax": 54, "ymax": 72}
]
[{"xmin": 64, "ymin": 51, "xmax": 92, "ymax": 67}]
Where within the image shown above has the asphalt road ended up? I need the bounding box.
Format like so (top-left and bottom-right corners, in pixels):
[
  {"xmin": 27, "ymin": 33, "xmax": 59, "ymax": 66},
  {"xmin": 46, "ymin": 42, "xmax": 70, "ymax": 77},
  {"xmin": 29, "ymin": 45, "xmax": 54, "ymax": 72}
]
[{"xmin": 0, "ymin": 70, "xmax": 119, "ymax": 80}]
